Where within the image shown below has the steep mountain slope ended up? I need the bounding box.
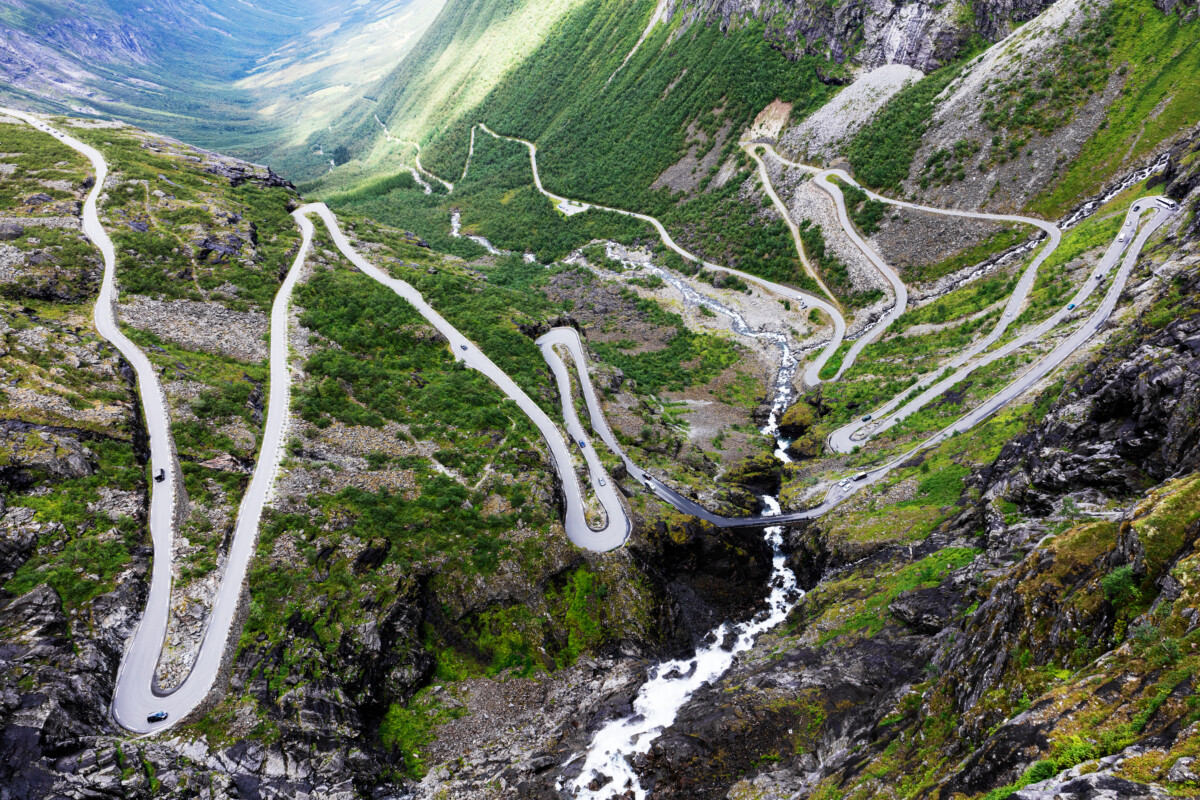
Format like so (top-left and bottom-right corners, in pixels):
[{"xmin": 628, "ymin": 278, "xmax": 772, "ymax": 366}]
[
  {"xmin": 0, "ymin": 109, "xmax": 784, "ymax": 798},
  {"xmin": 2, "ymin": 0, "xmax": 1200, "ymax": 798},
  {"xmin": 672, "ymin": 0, "xmax": 1054, "ymax": 71},
  {"xmin": 0, "ymin": 0, "xmax": 443, "ymax": 168}
]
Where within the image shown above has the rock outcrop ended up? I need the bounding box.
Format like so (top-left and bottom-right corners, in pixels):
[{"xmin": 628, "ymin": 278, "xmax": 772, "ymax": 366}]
[{"xmin": 673, "ymin": 0, "xmax": 1057, "ymax": 72}]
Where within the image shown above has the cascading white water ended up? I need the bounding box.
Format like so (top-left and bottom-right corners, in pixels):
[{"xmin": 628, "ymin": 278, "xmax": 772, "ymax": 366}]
[
  {"xmin": 450, "ymin": 209, "xmax": 507, "ymax": 255},
  {"xmin": 565, "ymin": 495, "xmax": 800, "ymax": 799},
  {"xmin": 450, "ymin": 210, "xmax": 539, "ymax": 263},
  {"xmin": 1060, "ymin": 152, "xmax": 1170, "ymax": 230},
  {"xmin": 562, "ymin": 244, "xmax": 806, "ymax": 799},
  {"xmin": 604, "ymin": 245, "xmax": 801, "ymax": 459}
]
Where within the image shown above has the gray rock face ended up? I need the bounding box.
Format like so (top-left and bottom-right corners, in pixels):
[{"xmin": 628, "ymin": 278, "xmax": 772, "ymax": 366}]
[
  {"xmin": 673, "ymin": 0, "xmax": 1056, "ymax": 71},
  {"xmin": 888, "ymin": 586, "xmax": 959, "ymax": 633},
  {"xmin": 1011, "ymin": 772, "xmax": 1172, "ymax": 799},
  {"xmin": 0, "ymin": 222, "xmax": 24, "ymax": 242}
]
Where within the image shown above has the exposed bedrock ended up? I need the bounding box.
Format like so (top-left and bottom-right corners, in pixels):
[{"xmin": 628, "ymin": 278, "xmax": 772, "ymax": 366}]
[{"xmin": 673, "ymin": 0, "xmax": 1056, "ymax": 72}]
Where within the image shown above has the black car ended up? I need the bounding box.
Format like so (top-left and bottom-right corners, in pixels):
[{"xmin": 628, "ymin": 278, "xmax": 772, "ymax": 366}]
[
  {"xmin": 154, "ymin": 469, "xmax": 165, "ymax": 483},
  {"xmin": 147, "ymin": 711, "xmax": 168, "ymax": 723}
]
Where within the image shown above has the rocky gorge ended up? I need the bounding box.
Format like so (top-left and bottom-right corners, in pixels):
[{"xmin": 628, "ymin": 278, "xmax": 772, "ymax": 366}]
[{"xmin": 2, "ymin": 0, "xmax": 1200, "ymax": 796}]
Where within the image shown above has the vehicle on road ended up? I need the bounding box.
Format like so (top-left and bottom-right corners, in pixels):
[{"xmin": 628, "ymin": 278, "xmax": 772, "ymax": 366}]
[
  {"xmin": 1118, "ymin": 233, "xmax": 1126, "ymax": 242},
  {"xmin": 862, "ymin": 415, "xmax": 872, "ymax": 422},
  {"xmin": 1068, "ymin": 303, "xmax": 1076, "ymax": 310},
  {"xmin": 460, "ymin": 344, "xmax": 468, "ymax": 351},
  {"xmin": 147, "ymin": 711, "xmax": 168, "ymax": 723},
  {"xmin": 599, "ymin": 478, "xmax": 606, "ymax": 487},
  {"xmin": 154, "ymin": 469, "xmax": 165, "ymax": 483},
  {"xmin": 854, "ymin": 473, "xmax": 868, "ymax": 482},
  {"xmin": 1095, "ymin": 272, "xmax": 1104, "ymax": 280},
  {"xmin": 578, "ymin": 440, "xmax": 587, "ymax": 448}
]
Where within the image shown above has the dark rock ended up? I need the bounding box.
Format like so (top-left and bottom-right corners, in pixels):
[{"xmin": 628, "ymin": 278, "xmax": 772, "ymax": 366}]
[
  {"xmin": 23, "ymin": 193, "xmax": 53, "ymax": 206},
  {"xmin": 518, "ymin": 315, "xmax": 581, "ymax": 339},
  {"xmin": 635, "ymin": 516, "xmax": 773, "ymax": 643},
  {"xmin": 128, "ymin": 220, "xmax": 149, "ymax": 233},
  {"xmin": 196, "ymin": 234, "xmax": 244, "ymax": 262},
  {"xmin": 1010, "ymin": 772, "xmax": 1172, "ymax": 799},
  {"xmin": 0, "ymin": 222, "xmax": 24, "ymax": 241},
  {"xmin": 888, "ymin": 586, "xmax": 960, "ymax": 634},
  {"xmin": 681, "ymin": 0, "xmax": 1054, "ymax": 72}
]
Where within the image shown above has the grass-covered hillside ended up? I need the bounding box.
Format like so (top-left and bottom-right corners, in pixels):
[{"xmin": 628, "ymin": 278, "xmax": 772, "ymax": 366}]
[
  {"xmin": 0, "ymin": 0, "xmax": 444, "ymax": 173},
  {"xmin": 842, "ymin": 0, "xmax": 1200, "ymax": 216},
  {"xmin": 0, "ymin": 113, "xmax": 794, "ymax": 795},
  {"xmin": 314, "ymin": 0, "xmax": 841, "ymax": 298}
]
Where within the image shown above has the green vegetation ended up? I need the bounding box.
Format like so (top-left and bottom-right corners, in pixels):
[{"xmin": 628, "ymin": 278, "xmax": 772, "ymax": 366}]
[
  {"xmin": 326, "ymin": 1, "xmax": 836, "ymax": 289},
  {"xmin": 903, "ymin": 225, "xmax": 1031, "ymax": 284},
  {"xmin": 591, "ymin": 290, "xmax": 741, "ymax": 393},
  {"xmin": 1013, "ymin": 209, "xmax": 1123, "ymax": 329},
  {"xmin": 846, "ymin": 63, "xmax": 968, "ymax": 191},
  {"xmin": 895, "ymin": 272, "xmax": 1016, "ymax": 332},
  {"xmin": 68, "ymin": 125, "xmax": 300, "ymax": 314},
  {"xmin": 297, "ymin": 267, "xmax": 531, "ymax": 432},
  {"xmin": 919, "ymin": 138, "xmax": 982, "ymax": 189},
  {"xmin": 4, "ymin": 440, "xmax": 144, "ymax": 611},
  {"xmin": 813, "ymin": 547, "xmax": 981, "ymax": 646},
  {"xmin": 832, "ymin": 177, "xmax": 887, "ymax": 236},
  {"xmin": 1033, "ymin": 0, "xmax": 1200, "ymax": 215},
  {"xmin": 797, "ymin": 220, "xmax": 884, "ymax": 309},
  {"xmin": 981, "ymin": 7, "xmax": 1116, "ymax": 140},
  {"xmin": 334, "ymin": 131, "xmax": 651, "ymax": 261},
  {"xmin": 0, "ymin": 121, "xmax": 89, "ymax": 211},
  {"xmin": 1101, "ymin": 565, "xmax": 1139, "ymax": 608},
  {"xmin": 380, "ymin": 691, "xmax": 468, "ymax": 779}
]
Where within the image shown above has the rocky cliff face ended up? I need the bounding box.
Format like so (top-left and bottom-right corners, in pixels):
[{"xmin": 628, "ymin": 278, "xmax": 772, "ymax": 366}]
[
  {"xmin": 672, "ymin": 0, "xmax": 1057, "ymax": 73},
  {"xmin": 609, "ymin": 138, "xmax": 1200, "ymax": 800}
]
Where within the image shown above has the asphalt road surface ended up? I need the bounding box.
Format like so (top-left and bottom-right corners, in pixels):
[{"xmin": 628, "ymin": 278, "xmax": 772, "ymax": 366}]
[{"xmin": 8, "ymin": 108, "xmax": 1174, "ymax": 734}]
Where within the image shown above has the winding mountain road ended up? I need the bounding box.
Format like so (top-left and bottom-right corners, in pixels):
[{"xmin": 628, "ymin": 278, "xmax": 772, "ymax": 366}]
[
  {"xmin": 4, "ymin": 112, "xmax": 628, "ymax": 735},
  {"xmin": 542, "ymin": 199, "xmax": 1173, "ymax": 527},
  {"xmin": 8, "ymin": 107, "xmax": 1175, "ymax": 735},
  {"xmin": 429, "ymin": 124, "xmax": 1175, "ymax": 525}
]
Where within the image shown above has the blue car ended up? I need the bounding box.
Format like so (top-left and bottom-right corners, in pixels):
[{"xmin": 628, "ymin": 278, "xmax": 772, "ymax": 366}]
[{"xmin": 147, "ymin": 711, "xmax": 168, "ymax": 723}]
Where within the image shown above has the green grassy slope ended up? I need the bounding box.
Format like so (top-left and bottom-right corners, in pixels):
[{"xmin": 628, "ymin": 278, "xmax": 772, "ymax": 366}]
[{"xmin": 319, "ymin": 0, "xmax": 836, "ymax": 292}]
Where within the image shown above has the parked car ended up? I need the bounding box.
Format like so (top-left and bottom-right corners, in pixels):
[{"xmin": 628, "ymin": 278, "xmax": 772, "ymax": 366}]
[
  {"xmin": 147, "ymin": 711, "xmax": 168, "ymax": 723},
  {"xmin": 854, "ymin": 473, "xmax": 868, "ymax": 481}
]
